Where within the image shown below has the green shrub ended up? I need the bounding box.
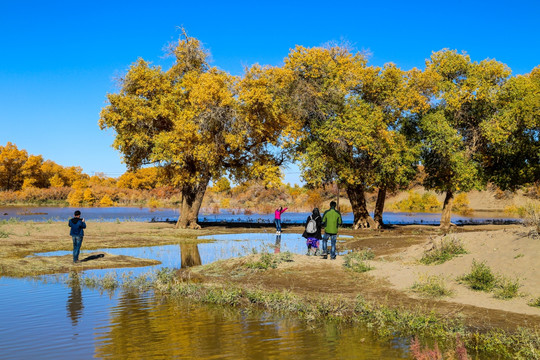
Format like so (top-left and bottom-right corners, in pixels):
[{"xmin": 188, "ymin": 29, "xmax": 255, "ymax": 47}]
[
  {"xmin": 528, "ymin": 297, "xmax": 540, "ymax": 308},
  {"xmin": 420, "ymin": 235, "xmax": 467, "ymax": 265},
  {"xmin": 0, "ymin": 229, "xmax": 9, "ymax": 238},
  {"xmin": 246, "ymin": 251, "xmax": 293, "ymax": 270},
  {"xmin": 459, "ymin": 260, "xmax": 497, "ymax": 291},
  {"xmin": 343, "ymin": 250, "xmax": 374, "ymax": 273},
  {"xmin": 411, "ymin": 275, "xmax": 454, "ymax": 298},
  {"xmin": 494, "ymin": 277, "xmax": 521, "ymax": 300}
]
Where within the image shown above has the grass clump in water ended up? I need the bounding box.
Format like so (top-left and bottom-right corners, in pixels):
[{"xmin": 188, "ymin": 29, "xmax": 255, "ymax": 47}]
[
  {"xmin": 343, "ymin": 249, "xmax": 374, "ymax": 273},
  {"xmin": 458, "ymin": 260, "xmax": 497, "ymax": 291},
  {"xmin": 420, "ymin": 235, "xmax": 467, "ymax": 265},
  {"xmin": 411, "ymin": 274, "xmax": 454, "ymax": 298}
]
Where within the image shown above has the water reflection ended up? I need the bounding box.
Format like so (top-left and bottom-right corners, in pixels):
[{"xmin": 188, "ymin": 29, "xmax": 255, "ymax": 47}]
[
  {"xmin": 66, "ymin": 272, "xmax": 83, "ymax": 326},
  {"xmin": 0, "ymin": 277, "xmax": 412, "ymax": 360},
  {"xmin": 274, "ymin": 234, "xmax": 281, "ymax": 253},
  {"xmin": 180, "ymin": 243, "xmax": 202, "ymax": 268},
  {"xmin": 93, "ymin": 291, "xmax": 409, "ymax": 359}
]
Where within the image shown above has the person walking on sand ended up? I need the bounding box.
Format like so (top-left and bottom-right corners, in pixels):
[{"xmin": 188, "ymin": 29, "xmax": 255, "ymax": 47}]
[
  {"xmin": 274, "ymin": 206, "xmax": 287, "ymax": 234},
  {"xmin": 69, "ymin": 210, "xmax": 86, "ymax": 263},
  {"xmin": 321, "ymin": 201, "xmax": 342, "ymax": 260},
  {"xmin": 302, "ymin": 208, "xmax": 322, "ymax": 256}
]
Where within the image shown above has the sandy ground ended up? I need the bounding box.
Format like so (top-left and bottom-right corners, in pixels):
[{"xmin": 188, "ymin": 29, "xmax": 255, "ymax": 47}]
[{"xmin": 368, "ymin": 228, "xmax": 540, "ymax": 316}]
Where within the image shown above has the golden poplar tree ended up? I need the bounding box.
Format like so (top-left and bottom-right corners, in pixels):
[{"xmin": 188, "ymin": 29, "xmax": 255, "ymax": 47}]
[{"xmin": 100, "ymin": 31, "xmax": 287, "ymax": 228}]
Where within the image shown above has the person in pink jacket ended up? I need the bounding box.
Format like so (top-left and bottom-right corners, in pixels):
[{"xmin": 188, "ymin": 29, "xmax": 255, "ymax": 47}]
[{"xmin": 274, "ymin": 206, "xmax": 287, "ymax": 234}]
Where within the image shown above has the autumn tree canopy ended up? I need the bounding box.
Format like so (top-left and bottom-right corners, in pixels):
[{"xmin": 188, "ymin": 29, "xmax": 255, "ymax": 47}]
[
  {"xmin": 417, "ymin": 50, "xmax": 513, "ymax": 228},
  {"xmin": 276, "ymin": 45, "xmax": 424, "ymax": 229},
  {"xmin": 99, "ymin": 31, "xmax": 291, "ymax": 228}
]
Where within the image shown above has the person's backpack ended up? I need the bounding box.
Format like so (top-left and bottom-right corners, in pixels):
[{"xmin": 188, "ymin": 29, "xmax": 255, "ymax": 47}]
[{"xmin": 306, "ymin": 216, "xmax": 318, "ymax": 234}]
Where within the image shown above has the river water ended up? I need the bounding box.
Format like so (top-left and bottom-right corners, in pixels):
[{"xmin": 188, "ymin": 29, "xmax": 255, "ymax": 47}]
[
  {"xmin": 0, "ymin": 276, "xmax": 409, "ymax": 359},
  {"xmin": 1, "ymin": 232, "xmax": 411, "ymax": 359},
  {"xmin": 0, "ymin": 205, "xmax": 519, "ymax": 225}
]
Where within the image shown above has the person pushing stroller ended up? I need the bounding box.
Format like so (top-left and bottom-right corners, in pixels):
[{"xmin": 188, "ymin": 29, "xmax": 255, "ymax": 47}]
[{"xmin": 302, "ymin": 208, "xmax": 322, "ymax": 256}]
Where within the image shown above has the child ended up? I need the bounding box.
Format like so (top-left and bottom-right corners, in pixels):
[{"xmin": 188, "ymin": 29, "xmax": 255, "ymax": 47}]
[{"xmin": 302, "ymin": 208, "xmax": 322, "ymax": 256}]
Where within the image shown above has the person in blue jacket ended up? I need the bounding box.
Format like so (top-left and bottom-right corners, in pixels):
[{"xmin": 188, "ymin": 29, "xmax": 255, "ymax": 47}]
[{"xmin": 69, "ymin": 210, "xmax": 86, "ymax": 263}]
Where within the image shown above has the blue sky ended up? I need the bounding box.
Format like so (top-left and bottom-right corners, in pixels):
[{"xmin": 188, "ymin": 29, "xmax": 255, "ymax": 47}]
[{"xmin": 1, "ymin": 0, "xmax": 539, "ymax": 185}]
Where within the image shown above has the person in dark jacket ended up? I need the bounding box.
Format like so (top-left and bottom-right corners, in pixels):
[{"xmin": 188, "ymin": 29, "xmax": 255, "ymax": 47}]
[
  {"xmin": 69, "ymin": 210, "xmax": 86, "ymax": 263},
  {"xmin": 302, "ymin": 208, "xmax": 322, "ymax": 256}
]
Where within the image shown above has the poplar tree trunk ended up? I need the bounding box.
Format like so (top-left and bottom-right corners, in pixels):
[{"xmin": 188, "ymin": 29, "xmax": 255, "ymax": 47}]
[
  {"xmin": 440, "ymin": 190, "xmax": 454, "ymax": 230},
  {"xmin": 346, "ymin": 184, "xmax": 376, "ymax": 229},
  {"xmin": 373, "ymin": 186, "xmax": 387, "ymax": 229},
  {"xmin": 176, "ymin": 178, "xmax": 209, "ymax": 229}
]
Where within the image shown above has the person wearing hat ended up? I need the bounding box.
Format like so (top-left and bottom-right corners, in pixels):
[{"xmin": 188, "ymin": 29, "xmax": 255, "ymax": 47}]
[{"xmin": 69, "ymin": 210, "xmax": 86, "ymax": 263}]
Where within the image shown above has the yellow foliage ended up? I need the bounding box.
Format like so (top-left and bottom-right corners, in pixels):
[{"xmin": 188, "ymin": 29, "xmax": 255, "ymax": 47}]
[
  {"xmin": 147, "ymin": 198, "xmax": 162, "ymax": 209},
  {"xmin": 453, "ymin": 193, "xmax": 472, "ymax": 214},
  {"xmin": 306, "ymin": 189, "xmax": 322, "ymax": 209},
  {"xmin": 0, "ymin": 142, "xmax": 28, "ymax": 191},
  {"xmin": 220, "ymin": 198, "xmax": 230, "ymax": 209},
  {"xmin": 390, "ymin": 191, "xmax": 441, "ymax": 212},
  {"xmin": 83, "ymin": 188, "xmax": 95, "ymax": 205},
  {"xmin": 21, "ymin": 179, "xmax": 37, "ymax": 190},
  {"xmin": 60, "ymin": 166, "xmax": 87, "ymax": 187},
  {"xmin": 117, "ymin": 167, "xmax": 162, "ymax": 189},
  {"xmin": 213, "ymin": 177, "xmax": 231, "ymax": 193},
  {"xmin": 67, "ymin": 189, "xmax": 84, "ymax": 206},
  {"xmin": 99, "ymin": 194, "xmax": 114, "ymax": 207},
  {"xmin": 72, "ymin": 180, "xmax": 88, "ymax": 190},
  {"xmin": 49, "ymin": 174, "xmax": 65, "ymax": 187}
]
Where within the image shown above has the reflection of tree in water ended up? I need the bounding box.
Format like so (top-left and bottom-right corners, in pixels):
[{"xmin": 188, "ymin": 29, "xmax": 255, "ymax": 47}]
[
  {"xmin": 180, "ymin": 243, "xmax": 201, "ymax": 268},
  {"xmin": 94, "ymin": 293, "xmax": 283, "ymax": 358},
  {"xmin": 94, "ymin": 291, "xmax": 400, "ymax": 359},
  {"xmin": 66, "ymin": 272, "xmax": 84, "ymax": 326},
  {"xmin": 95, "ymin": 291, "xmax": 168, "ymax": 358}
]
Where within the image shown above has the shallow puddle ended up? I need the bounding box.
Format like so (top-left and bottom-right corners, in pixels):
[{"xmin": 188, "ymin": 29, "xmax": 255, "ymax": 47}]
[{"xmin": 33, "ymin": 233, "xmax": 353, "ymax": 276}]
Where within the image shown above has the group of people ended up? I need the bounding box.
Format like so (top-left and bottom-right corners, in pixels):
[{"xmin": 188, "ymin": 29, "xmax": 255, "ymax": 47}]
[
  {"xmin": 275, "ymin": 201, "xmax": 343, "ymax": 260},
  {"xmin": 70, "ymin": 202, "xmax": 343, "ymax": 264}
]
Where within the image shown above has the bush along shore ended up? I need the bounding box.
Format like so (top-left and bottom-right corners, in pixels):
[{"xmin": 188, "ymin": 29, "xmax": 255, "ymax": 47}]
[{"xmin": 69, "ymin": 264, "xmax": 540, "ymax": 360}]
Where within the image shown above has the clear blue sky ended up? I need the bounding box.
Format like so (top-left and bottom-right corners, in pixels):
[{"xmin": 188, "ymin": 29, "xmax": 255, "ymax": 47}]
[{"xmin": 1, "ymin": 0, "xmax": 539, "ymax": 185}]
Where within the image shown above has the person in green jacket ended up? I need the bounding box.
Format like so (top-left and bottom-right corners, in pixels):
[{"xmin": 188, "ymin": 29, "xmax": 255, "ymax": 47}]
[{"xmin": 321, "ymin": 201, "xmax": 342, "ymax": 260}]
